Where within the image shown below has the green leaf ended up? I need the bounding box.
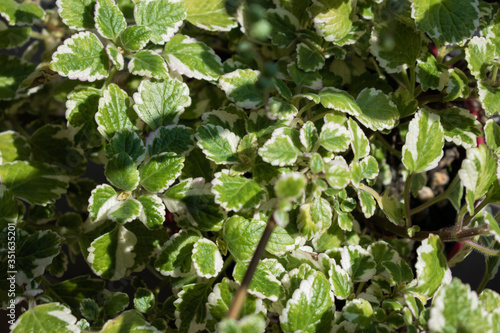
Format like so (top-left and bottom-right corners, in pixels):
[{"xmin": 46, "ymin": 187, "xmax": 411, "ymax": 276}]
[
  {"xmin": 106, "ymin": 129, "xmax": 146, "ymax": 165},
  {"xmin": 0, "ymin": 161, "xmax": 69, "ymax": 205},
  {"xmin": 212, "ymin": 170, "xmax": 266, "ymax": 211},
  {"xmin": 164, "ymin": 34, "xmax": 223, "ymax": 81},
  {"xmin": 287, "ymin": 63, "xmax": 322, "ymax": 90},
  {"xmin": 137, "ymin": 194, "xmax": 165, "ymax": 229},
  {"xmin": 174, "ymin": 283, "xmax": 212, "ymax": 333},
  {"xmin": 0, "ymin": 186, "xmax": 19, "ymax": 228},
  {"xmin": 358, "ymin": 190, "xmax": 376, "ymax": 218},
  {"xmin": 125, "ymin": 220, "xmax": 168, "ymax": 273},
  {"xmin": 275, "ymin": 172, "xmax": 307, "ymax": 200},
  {"xmin": 128, "ymin": 50, "xmax": 169, "ymax": 79},
  {"xmin": 444, "ymin": 68, "xmax": 469, "ymax": 102},
  {"xmin": 407, "ymin": 234, "xmax": 451, "ymax": 298},
  {"xmin": 87, "ymin": 225, "xmax": 137, "ymax": 280},
  {"xmin": 355, "ymin": 88, "xmax": 399, "ymax": 131},
  {"xmin": 106, "ymin": 44, "xmax": 124, "ymax": 70},
  {"xmin": 411, "ymin": 0, "xmax": 480, "ymax": 44},
  {"xmin": 0, "ymin": 130, "xmax": 30, "ymax": 162},
  {"xmin": 458, "ymin": 144, "xmax": 497, "ymax": 212},
  {"xmin": 192, "ymin": 238, "xmax": 223, "ymax": 278},
  {"xmin": 103, "ymin": 292, "xmax": 131, "ymax": 318},
  {"xmin": 348, "ymin": 118, "xmax": 370, "ymax": 161},
  {"xmin": 154, "ymin": 229, "xmax": 201, "ymax": 277},
  {"xmin": 147, "ymin": 125, "xmax": 194, "ymax": 157},
  {"xmin": 428, "ymin": 278, "xmax": 492, "ymax": 332},
  {"xmin": 341, "ymin": 245, "xmax": 377, "ymax": 282},
  {"xmin": 134, "ymin": 288, "xmax": 155, "ymax": 313},
  {"xmin": 391, "ymin": 87, "xmax": 419, "ymax": 118},
  {"xmin": 45, "ymin": 275, "xmax": 104, "ymax": 313},
  {"xmin": 217, "ymin": 315, "xmax": 266, "ymax": 333},
  {"xmin": 80, "ymin": 298, "xmax": 99, "ymax": 321},
  {"xmin": 105, "ymin": 153, "xmax": 140, "ymax": 191},
  {"xmin": 478, "ymin": 80, "xmax": 500, "ymax": 117},
  {"xmin": 439, "ymin": 108, "xmax": 482, "ymax": 149},
  {"xmin": 327, "ymin": 259, "xmax": 353, "ymax": 299},
  {"xmin": 162, "ymin": 178, "xmax": 225, "ymax": 231},
  {"xmin": 219, "ymin": 69, "xmax": 264, "ymax": 109},
  {"xmin": 119, "ymin": 25, "xmax": 152, "ymax": 52},
  {"xmin": 134, "ymin": 0, "xmax": 186, "ymax": 44},
  {"xmin": 484, "ymin": 119, "xmax": 500, "ymax": 152},
  {"xmin": 50, "ymin": 31, "xmax": 109, "ymax": 82},
  {"xmin": 0, "ymin": 26, "xmax": 31, "ymax": 49},
  {"xmin": 296, "ymin": 42, "xmax": 325, "ymax": 72},
  {"xmin": 319, "ymin": 122, "xmax": 351, "ymax": 153},
  {"xmin": 65, "ymin": 87, "xmax": 103, "ymax": 149},
  {"xmin": 259, "ymin": 128, "xmax": 302, "ymax": 167},
  {"xmin": 370, "ymin": 19, "xmax": 424, "ymax": 73},
  {"xmin": 183, "ymin": 0, "xmax": 237, "ymax": 31},
  {"xmin": 100, "ymin": 309, "xmax": 160, "ymax": 332},
  {"xmin": 343, "ymin": 299, "xmax": 373, "ymax": 328},
  {"xmin": 324, "ymin": 157, "xmax": 350, "ymax": 190},
  {"xmin": 96, "ymin": 84, "xmax": 137, "ymax": 140},
  {"xmin": 300, "ymin": 121, "xmax": 318, "ymax": 152},
  {"xmin": 223, "ymin": 216, "xmax": 265, "ymax": 262},
  {"xmin": 11, "ymin": 303, "xmax": 79, "ymax": 333},
  {"xmin": 402, "ymin": 108, "xmax": 444, "ymax": 174},
  {"xmin": 0, "ymin": 0, "xmax": 44, "ymax": 26},
  {"xmin": 196, "ymin": 124, "xmax": 240, "ymax": 164},
  {"xmin": 133, "ymin": 78, "xmax": 191, "ymax": 129},
  {"xmin": 267, "ymin": 8, "xmax": 299, "ymax": 48},
  {"xmin": 95, "ymin": 0, "xmax": 126, "ymax": 41},
  {"xmin": 57, "ymin": 0, "xmax": 96, "ymax": 30},
  {"xmin": 416, "ymin": 53, "xmax": 449, "ymax": 92},
  {"xmin": 109, "ymin": 198, "xmax": 142, "ymax": 224},
  {"xmin": 465, "ymin": 36, "xmax": 496, "ymax": 79},
  {"xmin": 307, "ymin": 0, "xmax": 354, "ymax": 43},
  {"xmin": 0, "ymin": 54, "xmax": 36, "ymax": 100},
  {"xmin": 139, "ymin": 152, "xmax": 184, "ymax": 193},
  {"xmin": 88, "ymin": 184, "xmax": 117, "ymax": 222},
  {"xmin": 233, "ymin": 259, "xmax": 284, "ymax": 301},
  {"xmin": 280, "ymin": 271, "xmax": 334, "ymax": 333}
]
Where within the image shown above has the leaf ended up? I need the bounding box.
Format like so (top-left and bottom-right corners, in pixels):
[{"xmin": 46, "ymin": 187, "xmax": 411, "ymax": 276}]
[
  {"xmin": 196, "ymin": 124, "xmax": 240, "ymax": 164},
  {"xmin": 296, "ymin": 43, "xmax": 325, "ymax": 72},
  {"xmin": 106, "ymin": 129, "xmax": 146, "ymax": 165},
  {"xmin": 56, "ymin": 0, "xmax": 96, "ymax": 30},
  {"xmin": 343, "ymin": 299, "xmax": 373, "ymax": 328},
  {"xmin": 358, "ymin": 190, "xmax": 376, "ymax": 218},
  {"xmin": 96, "ymin": 83, "xmax": 137, "ymax": 140},
  {"xmin": 133, "ymin": 78, "xmax": 191, "ymax": 129},
  {"xmin": 219, "ymin": 69, "xmax": 264, "ymax": 109},
  {"xmin": 439, "ymin": 108, "xmax": 482, "ymax": 149},
  {"xmin": 65, "ymin": 87, "xmax": 102, "ymax": 149},
  {"xmin": 416, "ymin": 53, "xmax": 449, "ymax": 92},
  {"xmin": 341, "ymin": 245, "xmax": 376, "ymax": 283},
  {"xmin": 0, "ymin": 26, "xmax": 30, "ymax": 49},
  {"xmin": 444, "ymin": 68, "xmax": 469, "ymax": 102},
  {"xmin": 134, "ymin": 0, "xmax": 186, "ymax": 44},
  {"xmin": 125, "ymin": 220, "xmax": 168, "ymax": 273},
  {"xmin": 10, "ymin": 303, "xmax": 79, "ymax": 333},
  {"xmin": 217, "ymin": 315, "xmax": 266, "ymax": 333},
  {"xmin": 139, "ymin": 152, "xmax": 184, "ymax": 193},
  {"xmin": 0, "ymin": 161, "xmax": 69, "ymax": 205},
  {"xmin": 287, "ymin": 63, "xmax": 322, "ymax": 90},
  {"xmin": 128, "ymin": 50, "xmax": 169, "ymax": 79},
  {"xmin": 465, "ymin": 36, "xmax": 496, "ymax": 79},
  {"xmin": 280, "ymin": 271, "xmax": 334, "ymax": 333},
  {"xmin": 319, "ymin": 122, "xmax": 351, "ymax": 153},
  {"xmin": 212, "ymin": 170, "xmax": 266, "ymax": 212},
  {"xmin": 183, "ymin": 0, "xmax": 237, "ymax": 31},
  {"xmin": 407, "ymin": 234, "xmax": 451, "ymax": 298},
  {"xmin": 223, "ymin": 216, "xmax": 265, "ymax": 262},
  {"xmin": 478, "ymin": 81, "xmax": 500, "ymax": 117},
  {"xmin": 0, "ymin": 130, "xmax": 30, "ymax": 162},
  {"xmin": 324, "ymin": 157, "xmax": 350, "ymax": 190},
  {"xmin": 355, "ymin": 88, "xmax": 399, "ymax": 131},
  {"xmin": 327, "ymin": 259, "xmax": 353, "ymax": 299},
  {"xmin": 402, "ymin": 108, "xmax": 444, "ymax": 174},
  {"xmin": 411, "ymin": 0, "xmax": 480, "ymax": 44},
  {"xmin": 87, "ymin": 225, "xmax": 137, "ymax": 280},
  {"xmin": 105, "ymin": 153, "xmax": 140, "ymax": 191},
  {"xmin": 174, "ymin": 283, "xmax": 212, "ymax": 333},
  {"xmin": 258, "ymin": 128, "xmax": 302, "ymax": 167},
  {"xmin": 348, "ymin": 118, "xmax": 370, "ymax": 161},
  {"xmin": 137, "ymin": 194, "xmax": 165, "ymax": 229},
  {"xmin": 307, "ymin": 0, "xmax": 354, "ymax": 43},
  {"xmin": 50, "ymin": 31, "xmax": 109, "ymax": 82},
  {"xmin": 0, "ymin": 54, "xmax": 36, "ymax": 100},
  {"xmin": 0, "ymin": 186, "xmax": 19, "ymax": 228},
  {"xmin": 134, "ymin": 288, "xmax": 155, "ymax": 313},
  {"xmin": 87, "ymin": 184, "xmax": 118, "ymax": 222},
  {"xmin": 0, "ymin": 0, "xmax": 44, "ymax": 26},
  {"xmin": 95, "ymin": 0, "xmax": 126, "ymax": 41},
  {"xmin": 484, "ymin": 119, "xmax": 500, "ymax": 152},
  {"xmin": 147, "ymin": 125, "xmax": 194, "ymax": 157},
  {"xmin": 370, "ymin": 19, "xmax": 424, "ymax": 73},
  {"xmin": 275, "ymin": 172, "xmax": 307, "ymax": 200},
  {"xmin": 162, "ymin": 178, "xmax": 225, "ymax": 231},
  {"xmin": 267, "ymin": 8, "xmax": 299, "ymax": 48},
  {"xmin": 154, "ymin": 229, "xmax": 201, "ymax": 277},
  {"xmin": 300, "ymin": 121, "xmax": 319, "ymax": 152},
  {"xmin": 106, "ymin": 44, "xmax": 124, "ymax": 70},
  {"xmin": 119, "ymin": 25, "xmax": 152, "ymax": 52},
  {"xmin": 192, "ymin": 238, "xmax": 223, "ymax": 278},
  {"xmin": 45, "ymin": 275, "xmax": 104, "ymax": 312},
  {"xmin": 427, "ymin": 278, "xmax": 492, "ymax": 332},
  {"xmin": 233, "ymin": 259, "xmax": 284, "ymax": 301},
  {"xmin": 100, "ymin": 309, "xmax": 160, "ymax": 332},
  {"xmin": 163, "ymin": 34, "xmax": 223, "ymax": 81}
]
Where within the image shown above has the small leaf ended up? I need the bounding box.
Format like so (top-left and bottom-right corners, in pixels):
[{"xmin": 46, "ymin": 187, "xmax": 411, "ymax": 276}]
[
  {"xmin": 358, "ymin": 190, "xmax": 376, "ymax": 218},
  {"xmin": 174, "ymin": 283, "xmax": 212, "ymax": 333},
  {"xmin": 0, "ymin": 130, "xmax": 30, "ymax": 162},
  {"xmin": 297, "ymin": 42, "xmax": 325, "ymax": 72},
  {"xmin": 0, "ymin": 54, "xmax": 36, "ymax": 100},
  {"xmin": 299, "ymin": 121, "xmax": 318, "ymax": 152},
  {"xmin": 50, "ymin": 31, "xmax": 109, "ymax": 82},
  {"xmin": 134, "ymin": 0, "xmax": 187, "ymax": 45},
  {"xmin": 133, "ymin": 78, "xmax": 191, "ymax": 129},
  {"xmin": 307, "ymin": 0, "xmax": 354, "ymax": 43},
  {"xmin": 0, "ymin": 0, "xmax": 43, "ymax": 26},
  {"xmin": 341, "ymin": 245, "xmax": 377, "ymax": 283},
  {"xmin": 95, "ymin": 0, "xmax": 126, "ymax": 41},
  {"xmin": 11, "ymin": 303, "xmax": 79, "ymax": 333},
  {"xmin": 212, "ymin": 170, "xmax": 266, "ymax": 212},
  {"xmin": 128, "ymin": 50, "xmax": 169, "ymax": 79},
  {"xmin": 402, "ymin": 108, "xmax": 444, "ymax": 174},
  {"xmin": 183, "ymin": 0, "xmax": 237, "ymax": 31},
  {"xmin": 57, "ymin": 0, "xmax": 96, "ymax": 30},
  {"xmin": 484, "ymin": 119, "xmax": 500, "ymax": 152},
  {"xmin": 0, "ymin": 26, "xmax": 30, "ymax": 49},
  {"xmin": 478, "ymin": 81, "xmax": 500, "ymax": 117},
  {"xmin": 192, "ymin": 238, "xmax": 223, "ymax": 278},
  {"xmin": 219, "ymin": 69, "xmax": 264, "ymax": 109},
  {"xmin": 348, "ymin": 118, "xmax": 370, "ymax": 161},
  {"xmin": 287, "ymin": 63, "xmax": 322, "ymax": 90},
  {"xmin": 324, "ymin": 157, "xmax": 350, "ymax": 190},
  {"xmin": 139, "ymin": 152, "xmax": 184, "ymax": 193},
  {"xmin": 233, "ymin": 259, "xmax": 283, "ymax": 301},
  {"xmin": 154, "ymin": 229, "xmax": 201, "ymax": 277},
  {"xmin": 439, "ymin": 108, "xmax": 482, "ymax": 149},
  {"xmin": 319, "ymin": 122, "xmax": 351, "ymax": 153},
  {"xmin": 196, "ymin": 124, "xmax": 240, "ymax": 164},
  {"xmin": 134, "ymin": 288, "xmax": 155, "ymax": 313},
  {"xmin": 105, "ymin": 152, "xmax": 140, "ymax": 191},
  {"xmin": 100, "ymin": 310, "xmax": 159, "ymax": 332},
  {"xmin": 259, "ymin": 128, "xmax": 302, "ymax": 167},
  {"xmin": 465, "ymin": 36, "xmax": 496, "ymax": 79},
  {"xmin": 96, "ymin": 83, "xmax": 137, "ymax": 140},
  {"xmin": 87, "ymin": 184, "xmax": 118, "ymax": 222},
  {"xmin": 147, "ymin": 125, "xmax": 194, "ymax": 157},
  {"xmin": 355, "ymin": 88, "xmax": 399, "ymax": 131},
  {"xmin": 106, "ymin": 44, "xmax": 124, "ymax": 70},
  {"xmin": 275, "ymin": 172, "xmax": 307, "ymax": 200},
  {"xmin": 106, "ymin": 129, "xmax": 146, "ymax": 165},
  {"xmin": 343, "ymin": 299, "xmax": 373, "ymax": 328},
  {"xmin": 223, "ymin": 216, "xmax": 265, "ymax": 262},
  {"xmin": 267, "ymin": 8, "xmax": 299, "ymax": 48},
  {"xmin": 416, "ymin": 53, "xmax": 449, "ymax": 92},
  {"xmin": 164, "ymin": 34, "xmax": 223, "ymax": 81},
  {"xmin": 137, "ymin": 194, "xmax": 165, "ymax": 229},
  {"xmin": 119, "ymin": 25, "xmax": 152, "ymax": 52}
]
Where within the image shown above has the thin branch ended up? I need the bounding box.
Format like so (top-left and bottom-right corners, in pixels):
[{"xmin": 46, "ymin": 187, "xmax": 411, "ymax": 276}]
[
  {"xmin": 463, "ymin": 239, "xmax": 500, "ymax": 256},
  {"xmin": 404, "ymin": 173, "xmax": 415, "ymax": 228},
  {"xmin": 410, "ymin": 174, "xmax": 459, "ymax": 215}
]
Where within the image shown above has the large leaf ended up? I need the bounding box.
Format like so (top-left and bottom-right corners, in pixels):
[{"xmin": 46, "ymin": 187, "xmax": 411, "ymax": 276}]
[
  {"xmin": 174, "ymin": 283, "xmax": 212, "ymax": 333},
  {"xmin": 402, "ymin": 108, "xmax": 444, "ymax": 174},
  {"xmin": 439, "ymin": 108, "xmax": 482, "ymax": 149},
  {"xmin": 10, "ymin": 303, "xmax": 79, "ymax": 333},
  {"xmin": 164, "ymin": 34, "xmax": 223, "ymax": 80},
  {"xmin": 50, "ymin": 31, "xmax": 109, "ymax": 82},
  {"xmin": 192, "ymin": 238, "xmax": 223, "ymax": 278},
  {"xmin": 134, "ymin": 0, "xmax": 187, "ymax": 44},
  {"xmin": 307, "ymin": 0, "xmax": 354, "ymax": 43},
  {"xmin": 128, "ymin": 50, "xmax": 169, "ymax": 79},
  {"xmin": 183, "ymin": 0, "xmax": 237, "ymax": 31},
  {"xmin": 56, "ymin": 0, "xmax": 96, "ymax": 30},
  {"xmin": 212, "ymin": 170, "xmax": 266, "ymax": 211},
  {"xmin": 0, "ymin": 0, "xmax": 43, "ymax": 26},
  {"xmin": 133, "ymin": 78, "xmax": 191, "ymax": 129},
  {"xmin": 196, "ymin": 124, "xmax": 240, "ymax": 164},
  {"xmin": 154, "ymin": 229, "xmax": 201, "ymax": 277},
  {"xmin": 411, "ymin": 0, "xmax": 480, "ymax": 44},
  {"xmin": 147, "ymin": 125, "xmax": 194, "ymax": 157},
  {"xmin": 219, "ymin": 69, "xmax": 264, "ymax": 109},
  {"xmin": 95, "ymin": 0, "xmax": 126, "ymax": 41},
  {"xmin": 138, "ymin": 152, "xmax": 184, "ymax": 193},
  {"xmin": 0, "ymin": 54, "xmax": 36, "ymax": 100},
  {"xmin": 258, "ymin": 128, "xmax": 302, "ymax": 167},
  {"xmin": 96, "ymin": 84, "xmax": 137, "ymax": 140}
]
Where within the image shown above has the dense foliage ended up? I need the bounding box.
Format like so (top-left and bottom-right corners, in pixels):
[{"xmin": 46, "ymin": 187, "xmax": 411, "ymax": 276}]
[{"xmin": 1, "ymin": 0, "xmax": 500, "ymax": 332}]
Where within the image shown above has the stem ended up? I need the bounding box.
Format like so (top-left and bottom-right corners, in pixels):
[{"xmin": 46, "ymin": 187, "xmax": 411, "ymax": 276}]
[
  {"xmin": 409, "ymin": 66, "xmax": 416, "ymax": 96},
  {"xmin": 402, "ymin": 70, "xmax": 412, "ymax": 92},
  {"xmin": 296, "ymin": 102, "xmax": 315, "ymax": 119},
  {"xmin": 404, "ymin": 173, "xmax": 415, "ymax": 228},
  {"xmin": 410, "ymin": 174, "xmax": 459, "ymax": 215},
  {"xmin": 461, "ymin": 198, "xmax": 491, "ymax": 229},
  {"xmin": 103, "ymin": 67, "xmax": 117, "ymax": 89},
  {"xmin": 436, "ymin": 45, "xmax": 447, "ymax": 63},
  {"xmin": 491, "ymin": 66, "xmax": 498, "ymax": 85},
  {"xmin": 370, "ymin": 57, "xmax": 383, "ymax": 78},
  {"xmin": 477, "ymin": 271, "xmax": 490, "ymax": 294},
  {"xmin": 226, "ymin": 217, "xmax": 277, "ymax": 320},
  {"xmin": 443, "ymin": 52, "xmax": 464, "ymax": 66},
  {"xmin": 358, "ymin": 183, "xmax": 383, "ymax": 205},
  {"xmin": 309, "ymin": 111, "xmax": 330, "ymax": 123},
  {"xmin": 463, "ymin": 239, "xmax": 500, "ymax": 256},
  {"xmin": 374, "ymin": 132, "xmax": 402, "ymax": 158}
]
